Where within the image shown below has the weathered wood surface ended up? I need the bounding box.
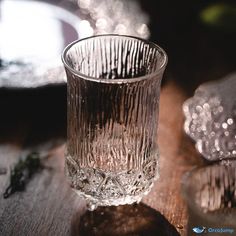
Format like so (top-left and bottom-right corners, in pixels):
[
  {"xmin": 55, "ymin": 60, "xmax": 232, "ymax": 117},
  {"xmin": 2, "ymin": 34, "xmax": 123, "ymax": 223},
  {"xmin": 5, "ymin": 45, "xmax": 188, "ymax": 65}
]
[{"xmin": 0, "ymin": 81, "xmax": 203, "ymax": 236}]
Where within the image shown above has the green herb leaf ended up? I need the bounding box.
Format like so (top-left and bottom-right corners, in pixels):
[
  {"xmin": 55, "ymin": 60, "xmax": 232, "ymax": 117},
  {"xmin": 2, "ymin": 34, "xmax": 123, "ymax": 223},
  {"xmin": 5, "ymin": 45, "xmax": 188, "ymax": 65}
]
[{"xmin": 3, "ymin": 152, "xmax": 43, "ymax": 198}]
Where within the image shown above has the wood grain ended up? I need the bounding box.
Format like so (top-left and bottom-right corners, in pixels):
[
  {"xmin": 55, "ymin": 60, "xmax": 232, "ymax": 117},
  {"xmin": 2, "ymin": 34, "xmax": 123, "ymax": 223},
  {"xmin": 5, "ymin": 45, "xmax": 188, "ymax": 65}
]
[{"xmin": 0, "ymin": 81, "xmax": 201, "ymax": 236}]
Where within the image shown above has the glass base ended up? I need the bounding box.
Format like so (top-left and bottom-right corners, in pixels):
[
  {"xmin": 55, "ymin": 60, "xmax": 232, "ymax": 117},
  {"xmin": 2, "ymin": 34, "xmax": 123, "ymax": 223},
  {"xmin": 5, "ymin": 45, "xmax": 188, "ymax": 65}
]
[
  {"xmin": 73, "ymin": 188, "xmax": 148, "ymax": 211},
  {"xmin": 65, "ymin": 155, "xmax": 159, "ymax": 210}
]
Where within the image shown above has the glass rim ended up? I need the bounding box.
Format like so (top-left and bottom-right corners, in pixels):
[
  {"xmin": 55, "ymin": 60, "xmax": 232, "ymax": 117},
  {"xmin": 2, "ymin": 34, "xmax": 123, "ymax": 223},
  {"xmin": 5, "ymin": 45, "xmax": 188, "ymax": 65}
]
[{"xmin": 61, "ymin": 34, "xmax": 168, "ymax": 84}]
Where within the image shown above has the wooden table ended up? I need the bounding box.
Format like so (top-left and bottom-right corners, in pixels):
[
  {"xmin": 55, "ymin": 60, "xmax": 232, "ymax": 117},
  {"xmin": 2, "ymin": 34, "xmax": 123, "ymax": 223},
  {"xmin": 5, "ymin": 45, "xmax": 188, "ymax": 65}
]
[{"xmin": 0, "ymin": 79, "xmax": 205, "ymax": 236}]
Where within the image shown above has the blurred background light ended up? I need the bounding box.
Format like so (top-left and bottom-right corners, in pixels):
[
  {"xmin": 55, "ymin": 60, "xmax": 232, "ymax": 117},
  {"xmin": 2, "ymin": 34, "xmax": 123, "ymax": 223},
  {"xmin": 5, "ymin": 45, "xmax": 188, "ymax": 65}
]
[{"xmin": 76, "ymin": 0, "xmax": 150, "ymax": 39}]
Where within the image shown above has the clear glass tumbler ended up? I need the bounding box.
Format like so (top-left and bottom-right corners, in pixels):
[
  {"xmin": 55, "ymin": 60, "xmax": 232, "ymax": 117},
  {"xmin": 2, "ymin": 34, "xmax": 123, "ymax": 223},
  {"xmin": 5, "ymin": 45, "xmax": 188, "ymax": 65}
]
[{"xmin": 62, "ymin": 35, "xmax": 167, "ymax": 209}]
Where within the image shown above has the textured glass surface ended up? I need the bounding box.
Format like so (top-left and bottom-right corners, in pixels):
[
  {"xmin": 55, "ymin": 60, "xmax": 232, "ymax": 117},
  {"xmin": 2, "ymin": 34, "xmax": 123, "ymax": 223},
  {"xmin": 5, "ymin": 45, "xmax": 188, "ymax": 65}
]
[
  {"xmin": 183, "ymin": 73, "xmax": 236, "ymax": 161},
  {"xmin": 62, "ymin": 35, "xmax": 167, "ymax": 208},
  {"xmin": 182, "ymin": 162, "xmax": 236, "ymax": 234}
]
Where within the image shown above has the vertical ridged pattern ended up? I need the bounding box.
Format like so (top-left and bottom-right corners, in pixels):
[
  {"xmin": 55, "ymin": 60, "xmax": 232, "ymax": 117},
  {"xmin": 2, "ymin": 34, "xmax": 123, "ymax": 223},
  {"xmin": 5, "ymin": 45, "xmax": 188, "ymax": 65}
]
[
  {"xmin": 67, "ymin": 75, "xmax": 160, "ymax": 172},
  {"xmin": 64, "ymin": 35, "xmax": 166, "ymax": 206}
]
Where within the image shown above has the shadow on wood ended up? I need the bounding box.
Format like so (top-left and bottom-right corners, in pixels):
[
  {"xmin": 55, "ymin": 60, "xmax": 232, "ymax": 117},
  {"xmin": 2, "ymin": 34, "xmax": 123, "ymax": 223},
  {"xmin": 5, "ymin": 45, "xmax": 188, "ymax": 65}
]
[{"xmin": 71, "ymin": 202, "xmax": 180, "ymax": 236}]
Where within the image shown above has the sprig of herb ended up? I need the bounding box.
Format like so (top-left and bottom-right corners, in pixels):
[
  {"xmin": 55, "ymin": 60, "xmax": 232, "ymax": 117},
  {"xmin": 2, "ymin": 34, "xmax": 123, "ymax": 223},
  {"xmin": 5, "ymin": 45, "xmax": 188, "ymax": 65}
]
[{"xmin": 3, "ymin": 152, "xmax": 43, "ymax": 198}]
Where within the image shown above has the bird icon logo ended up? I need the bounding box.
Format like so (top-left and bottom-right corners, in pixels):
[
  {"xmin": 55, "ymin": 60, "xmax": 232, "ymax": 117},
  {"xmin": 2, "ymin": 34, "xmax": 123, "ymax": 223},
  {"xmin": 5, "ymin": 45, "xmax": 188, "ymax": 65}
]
[{"xmin": 192, "ymin": 226, "xmax": 206, "ymax": 234}]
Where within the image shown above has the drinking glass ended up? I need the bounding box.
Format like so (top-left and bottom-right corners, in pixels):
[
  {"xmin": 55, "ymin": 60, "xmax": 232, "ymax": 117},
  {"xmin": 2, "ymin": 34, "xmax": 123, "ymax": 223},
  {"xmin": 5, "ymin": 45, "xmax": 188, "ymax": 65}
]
[
  {"xmin": 62, "ymin": 34, "xmax": 167, "ymax": 209},
  {"xmin": 182, "ymin": 161, "xmax": 236, "ymax": 235}
]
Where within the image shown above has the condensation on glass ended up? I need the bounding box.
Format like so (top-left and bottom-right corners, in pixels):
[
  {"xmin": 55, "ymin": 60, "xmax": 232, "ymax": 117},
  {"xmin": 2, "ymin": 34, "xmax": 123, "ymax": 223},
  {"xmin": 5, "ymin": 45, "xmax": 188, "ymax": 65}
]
[{"xmin": 62, "ymin": 35, "xmax": 167, "ymax": 209}]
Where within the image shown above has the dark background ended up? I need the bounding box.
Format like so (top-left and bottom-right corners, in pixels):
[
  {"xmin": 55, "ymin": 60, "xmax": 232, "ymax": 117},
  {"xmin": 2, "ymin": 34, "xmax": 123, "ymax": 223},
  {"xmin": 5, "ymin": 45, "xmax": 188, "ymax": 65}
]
[{"xmin": 138, "ymin": 0, "xmax": 236, "ymax": 93}]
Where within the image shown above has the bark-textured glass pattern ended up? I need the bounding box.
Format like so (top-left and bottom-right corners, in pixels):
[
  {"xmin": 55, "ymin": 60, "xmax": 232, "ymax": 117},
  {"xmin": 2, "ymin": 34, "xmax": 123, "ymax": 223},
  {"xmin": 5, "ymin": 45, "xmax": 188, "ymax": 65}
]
[{"xmin": 62, "ymin": 35, "xmax": 167, "ymax": 208}]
